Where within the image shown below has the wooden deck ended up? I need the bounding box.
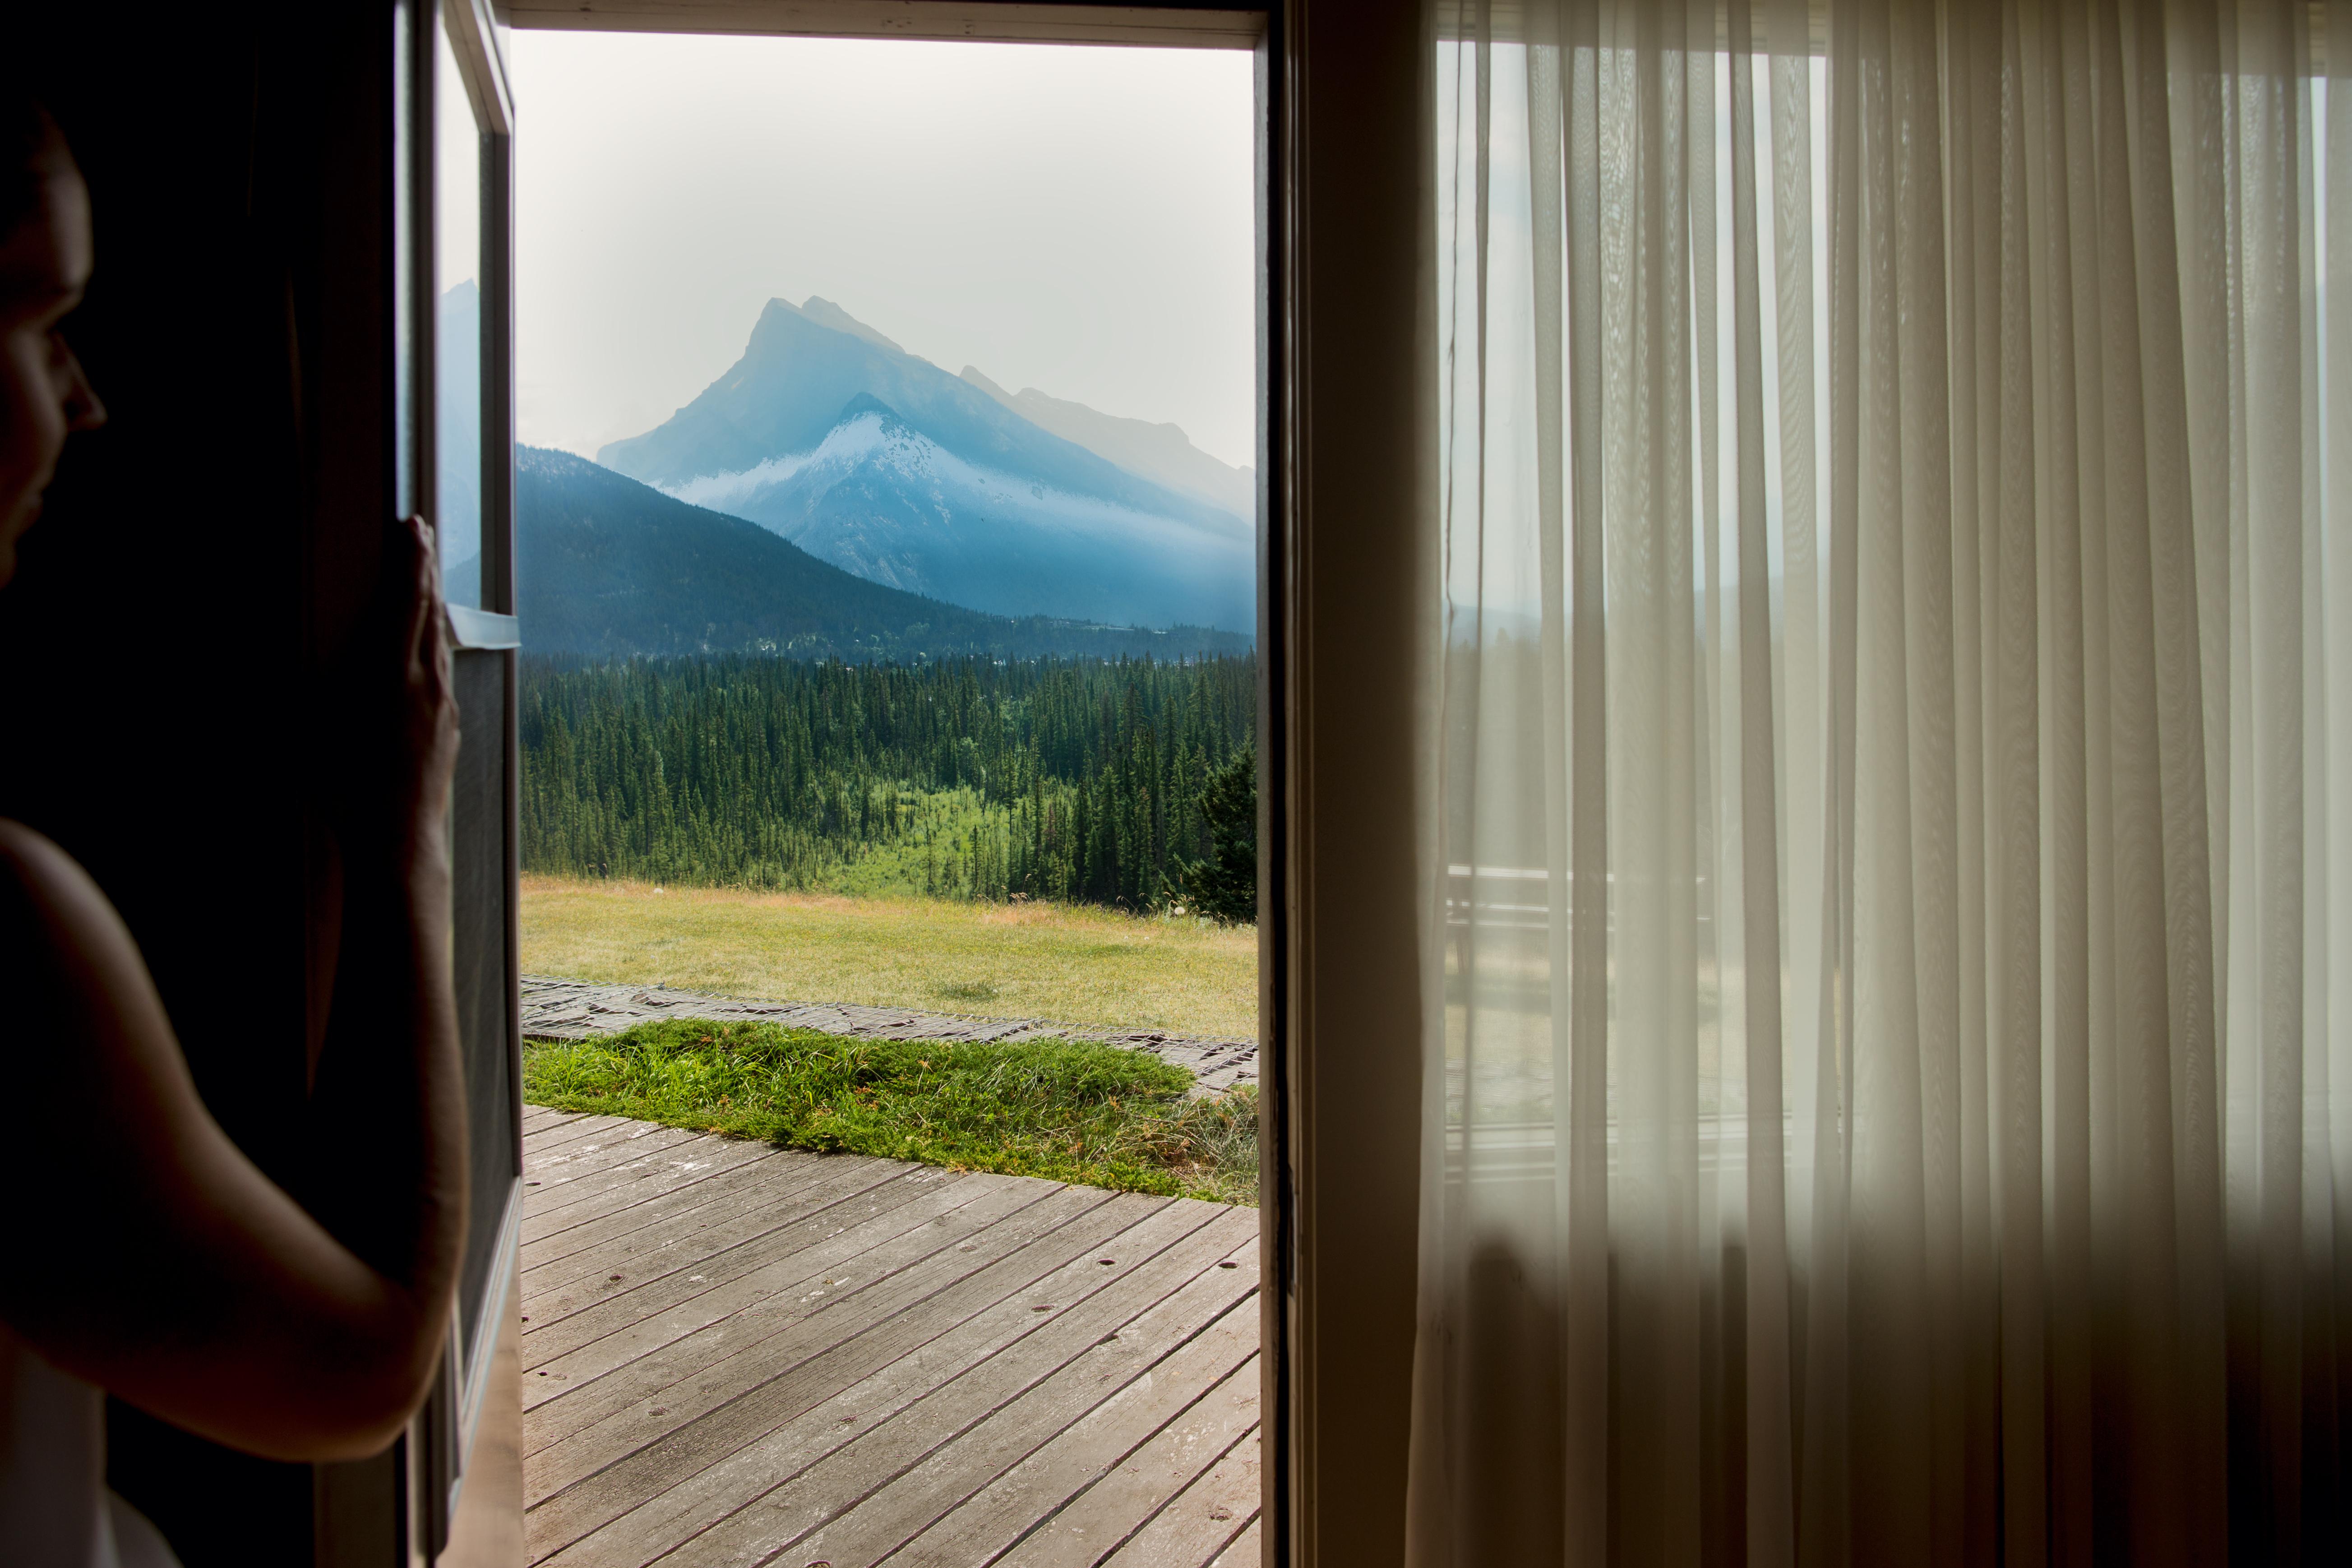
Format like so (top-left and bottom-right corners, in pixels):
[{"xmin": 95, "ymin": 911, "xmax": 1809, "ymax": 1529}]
[{"xmin": 520, "ymin": 1106, "xmax": 1264, "ymax": 1568}]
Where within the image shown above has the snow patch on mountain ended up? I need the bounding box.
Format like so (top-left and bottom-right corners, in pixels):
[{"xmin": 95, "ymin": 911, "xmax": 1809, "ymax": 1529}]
[
  {"xmin": 666, "ymin": 411, "xmax": 1241, "ymax": 546},
  {"xmin": 656, "ymin": 406, "xmax": 1252, "ymax": 630},
  {"xmin": 659, "ymin": 412, "xmax": 890, "ymax": 512}
]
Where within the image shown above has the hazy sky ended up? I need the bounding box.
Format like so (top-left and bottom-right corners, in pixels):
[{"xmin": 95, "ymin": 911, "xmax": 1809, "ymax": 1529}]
[{"xmin": 507, "ymin": 32, "xmax": 1257, "ymax": 470}]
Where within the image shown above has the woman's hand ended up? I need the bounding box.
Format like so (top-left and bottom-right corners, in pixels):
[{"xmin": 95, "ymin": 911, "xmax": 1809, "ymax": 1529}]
[
  {"xmin": 0, "ymin": 510, "xmax": 474, "ymax": 1459},
  {"xmin": 337, "ymin": 514, "xmax": 460, "ymax": 879},
  {"xmin": 0, "ymin": 509, "xmax": 474, "ymax": 1460}
]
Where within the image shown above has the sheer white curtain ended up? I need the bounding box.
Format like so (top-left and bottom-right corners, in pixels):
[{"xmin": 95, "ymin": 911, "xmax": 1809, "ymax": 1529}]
[{"xmin": 1410, "ymin": 0, "xmax": 2352, "ymax": 1561}]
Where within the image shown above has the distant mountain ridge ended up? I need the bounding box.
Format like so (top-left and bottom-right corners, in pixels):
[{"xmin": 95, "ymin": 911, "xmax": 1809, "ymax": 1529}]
[
  {"xmin": 957, "ymin": 365, "xmax": 1255, "ymax": 520},
  {"xmin": 488, "ymin": 445, "xmax": 1250, "ymax": 663},
  {"xmin": 596, "ymin": 297, "xmax": 1253, "ymax": 633}
]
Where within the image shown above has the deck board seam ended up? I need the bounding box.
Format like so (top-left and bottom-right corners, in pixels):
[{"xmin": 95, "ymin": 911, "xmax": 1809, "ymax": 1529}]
[
  {"xmin": 1001, "ymin": 1386, "xmax": 1261, "ymax": 1567},
  {"xmin": 522, "ymin": 1129, "xmax": 752, "ymax": 1212},
  {"xmin": 521, "ymin": 1166, "xmax": 878, "ymax": 1305},
  {"xmin": 875, "ymin": 1326, "xmax": 1261, "ymax": 1568},
  {"xmin": 519, "ymin": 1148, "xmax": 823, "ymax": 1284},
  {"xmin": 522, "ymin": 1174, "xmax": 985, "ymax": 1378},
  {"xmin": 521, "ymin": 1158, "xmax": 932, "ymax": 1333},
  {"xmin": 523, "ymin": 1110, "xmax": 627, "ymax": 1141},
  {"xmin": 520, "ymin": 1124, "xmax": 636, "ymax": 1163},
  {"xmin": 519, "ymin": 1184, "xmax": 1113, "ymax": 1496},
  {"xmin": 865, "ymin": 1300, "xmax": 1258, "ymax": 1567},
  {"xmin": 522, "ymin": 1115, "xmax": 653, "ymax": 1158},
  {"xmin": 522, "ymin": 1121, "xmax": 702, "ymax": 1182},
  {"xmin": 524, "ymin": 1149, "xmax": 727, "ymax": 1226},
  {"xmin": 523, "ymin": 1111, "xmax": 594, "ymax": 1140},
  {"xmin": 629, "ymin": 1204, "xmax": 1241, "ymax": 1568},
  {"xmin": 516, "ymin": 1189, "xmax": 1161, "ymax": 1553},
  {"xmin": 759, "ymin": 1268, "xmax": 1258, "ymax": 1568},
  {"xmin": 522, "ymin": 1137, "xmax": 712, "ymax": 1203},
  {"xmin": 524, "ymin": 1155, "xmax": 751, "ymax": 1237},
  {"xmin": 532, "ymin": 1201, "xmax": 1224, "ymax": 1568},
  {"xmin": 522, "ymin": 1140, "xmax": 802, "ymax": 1247},
  {"xmin": 1098, "ymin": 1436, "xmax": 1264, "ymax": 1568},
  {"xmin": 519, "ymin": 1148, "xmax": 858, "ymax": 1275},
  {"xmin": 521, "ymin": 1179, "xmax": 1067, "ymax": 1418}
]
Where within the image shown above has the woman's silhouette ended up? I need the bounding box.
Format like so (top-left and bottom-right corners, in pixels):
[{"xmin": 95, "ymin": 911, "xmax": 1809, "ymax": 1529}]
[{"xmin": 0, "ymin": 99, "xmax": 467, "ymax": 1564}]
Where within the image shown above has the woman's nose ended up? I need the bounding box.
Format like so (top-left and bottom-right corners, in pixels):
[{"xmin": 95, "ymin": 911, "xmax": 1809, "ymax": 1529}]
[{"xmin": 63, "ymin": 349, "xmax": 105, "ymax": 432}]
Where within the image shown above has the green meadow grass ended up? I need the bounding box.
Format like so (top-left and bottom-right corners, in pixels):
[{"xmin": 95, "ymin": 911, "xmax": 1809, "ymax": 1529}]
[
  {"xmin": 525, "ymin": 1018, "xmax": 1259, "ymax": 1205},
  {"xmin": 519, "ymin": 874, "xmax": 1259, "ymax": 1041}
]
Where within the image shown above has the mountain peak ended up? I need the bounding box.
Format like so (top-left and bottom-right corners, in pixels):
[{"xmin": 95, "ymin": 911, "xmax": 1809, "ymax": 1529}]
[
  {"xmin": 791, "ymin": 296, "xmax": 906, "ymax": 356},
  {"xmin": 595, "ymin": 299, "xmax": 1253, "ymax": 630}
]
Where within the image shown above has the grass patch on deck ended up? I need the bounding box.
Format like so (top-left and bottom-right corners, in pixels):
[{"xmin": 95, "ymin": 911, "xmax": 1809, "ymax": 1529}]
[{"xmin": 524, "ymin": 1018, "xmax": 1259, "ymax": 1205}]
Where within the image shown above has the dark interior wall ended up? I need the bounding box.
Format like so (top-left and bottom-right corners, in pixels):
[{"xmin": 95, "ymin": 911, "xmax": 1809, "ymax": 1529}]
[
  {"xmin": 3, "ymin": 14, "xmax": 311, "ymax": 1152},
  {"xmin": 2, "ymin": 8, "xmax": 394, "ymax": 1563}
]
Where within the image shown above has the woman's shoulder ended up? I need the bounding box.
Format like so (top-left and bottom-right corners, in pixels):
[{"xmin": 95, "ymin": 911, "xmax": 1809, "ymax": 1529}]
[
  {"xmin": 0, "ymin": 818, "xmax": 130, "ymax": 974},
  {"xmin": 0, "ymin": 818, "xmax": 92, "ymax": 904}
]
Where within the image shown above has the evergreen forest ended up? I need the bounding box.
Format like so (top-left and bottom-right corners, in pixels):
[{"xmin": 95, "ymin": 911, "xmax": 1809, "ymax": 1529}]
[{"xmin": 520, "ymin": 653, "xmax": 1258, "ymax": 915}]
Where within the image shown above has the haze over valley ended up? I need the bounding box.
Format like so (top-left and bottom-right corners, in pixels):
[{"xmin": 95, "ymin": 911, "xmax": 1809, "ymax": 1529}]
[{"xmin": 482, "ymin": 444, "xmax": 1248, "ymax": 661}]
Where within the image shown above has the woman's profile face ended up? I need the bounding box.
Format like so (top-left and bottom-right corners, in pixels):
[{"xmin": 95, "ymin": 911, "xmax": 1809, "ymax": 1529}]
[{"xmin": 0, "ymin": 118, "xmax": 104, "ymax": 589}]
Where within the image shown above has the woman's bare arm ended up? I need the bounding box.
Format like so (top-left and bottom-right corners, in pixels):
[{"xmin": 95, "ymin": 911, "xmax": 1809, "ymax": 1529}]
[{"xmin": 0, "ymin": 515, "xmax": 465, "ymax": 1461}]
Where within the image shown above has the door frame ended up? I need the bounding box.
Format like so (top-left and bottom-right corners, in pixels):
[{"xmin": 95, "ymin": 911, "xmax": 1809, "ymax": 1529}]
[
  {"xmin": 316, "ymin": 0, "xmax": 528, "ymax": 1562},
  {"xmin": 344, "ymin": 4, "xmax": 1436, "ymax": 1563},
  {"xmin": 414, "ymin": 0, "xmax": 525, "ymax": 1556}
]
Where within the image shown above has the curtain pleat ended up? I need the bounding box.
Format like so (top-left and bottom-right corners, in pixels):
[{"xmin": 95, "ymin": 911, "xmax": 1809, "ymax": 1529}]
[{"xmin": 1411, "ymin": 0, "xmax": 2352, "ymax": 1561}]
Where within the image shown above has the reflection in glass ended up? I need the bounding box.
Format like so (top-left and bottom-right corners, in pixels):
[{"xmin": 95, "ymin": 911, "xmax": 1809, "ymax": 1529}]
[{"xmin": 436, "ymin": 19, "xmax": 484, "ymax": 604}]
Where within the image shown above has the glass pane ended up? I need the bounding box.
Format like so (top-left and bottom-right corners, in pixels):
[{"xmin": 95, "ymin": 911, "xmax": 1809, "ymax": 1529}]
[
  {"xmin": 451, "ymin": 648, "xmax": 512, "ymax": 1375},
  {"xmin": 435, "ymin": 19, "xmax": 485, "ymax": 605}
]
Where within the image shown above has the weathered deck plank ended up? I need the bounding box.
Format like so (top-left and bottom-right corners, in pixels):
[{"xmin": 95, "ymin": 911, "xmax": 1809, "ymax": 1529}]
[
  {"xmin": 756, "ymin": 1237, "xmax": 1259, "ymax": 1568},
  {"xmin": 539, "ymin": 1199, "xmax": 1226, "ymax": 1568},
  {"xmin": 523, "ymin": 1123, "xmax": 695, "ymax": 1198},
  {"xmin": 521, "ymin": 1155, "xmax": 911, "ymax": 1333},
  {"xmin": 524, "ymin": 1171, "xmax": 1000, "ymax": 1426},
  {"xmin": 520, "ymin": 1148, "xmax": 864, "ymax": 1281},
  {"xmin": 520, "ymin": 1109, "xmax": 1260, "ymax": 1568},
  {"xmin": 524, "ymin": 1127, "xmax": 760, "ymax": 1212},
  {"xmin": 1100, "ymin": 1440, "xmax": 1262, "ymax": 1567},
  {"xmin": 991, "ymin": 1355, "xmax": 1260, "ymax": 1567},
  {"xmin": 523, "ymin": 1133, "xmax": 767, "ymax": 1246},
  {"xmin": 876, "ymin": 1305, "xmax": 1258, "ymax": 1566},
  {"xmin": 524, "ymin": 1185, "xmax": 1143, "ymax": 1560},
  {"xmin": 650, "ymin": 1207, "xmax": 1252, "ymax": 1568},
  {"xmin": 1207, "ymin": 1516, "xmax": 1261, "ymax": 1567},
  {"xmin": 523, "ymin": 1153, "xmax": 886, "ymax": 1303},
  {"xmin": 522, "ymin": 1114, "xmax": 640, "ymax": 1160},
  {"xmin": 522, "ymin": 1180, "xmax": 1108, "ymax": 1531}
]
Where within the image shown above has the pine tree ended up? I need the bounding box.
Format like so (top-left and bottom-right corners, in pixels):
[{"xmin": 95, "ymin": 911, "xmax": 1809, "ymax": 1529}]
[{"xmin": 1176, "ymin": 740, "xmax": 1257, "ymax": 925}]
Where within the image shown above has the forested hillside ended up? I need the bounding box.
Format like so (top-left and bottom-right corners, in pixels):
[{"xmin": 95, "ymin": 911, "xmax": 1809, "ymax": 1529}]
[{"xmin": 520, "ymin": 653, "xmax": 1257, "ymax": 911}]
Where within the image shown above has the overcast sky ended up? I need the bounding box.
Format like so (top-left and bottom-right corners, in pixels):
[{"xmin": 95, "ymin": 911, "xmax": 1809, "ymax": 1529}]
[{"xmin": 506, "ymin": 32, "xmax": 1257, "ymax": 470}]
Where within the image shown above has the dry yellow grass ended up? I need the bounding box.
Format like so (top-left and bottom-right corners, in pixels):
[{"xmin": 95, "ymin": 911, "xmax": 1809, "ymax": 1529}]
[{"xmin": 519, "ymin": 874, "xmax": 1260, "ymax": 1040}]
